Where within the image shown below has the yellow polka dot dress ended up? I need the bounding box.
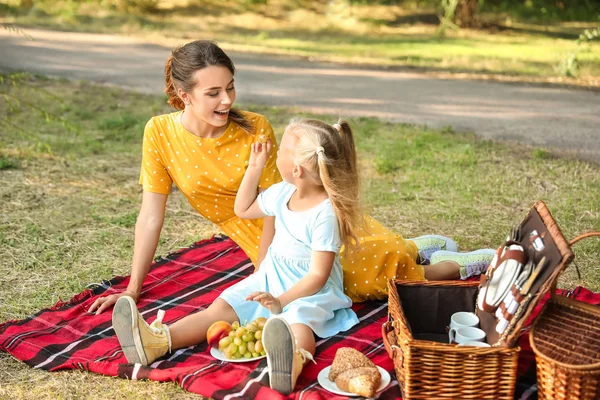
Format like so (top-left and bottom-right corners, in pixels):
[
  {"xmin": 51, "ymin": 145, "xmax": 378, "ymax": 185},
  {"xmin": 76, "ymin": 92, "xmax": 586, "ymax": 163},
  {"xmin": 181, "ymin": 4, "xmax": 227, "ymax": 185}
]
[
  {"xmin": 139, "ymin": 110, "xmax": 281, "ymax": 266},
  {"xmin": 341, "ymin": 216, "xmax": 425, "ymax": 302}
]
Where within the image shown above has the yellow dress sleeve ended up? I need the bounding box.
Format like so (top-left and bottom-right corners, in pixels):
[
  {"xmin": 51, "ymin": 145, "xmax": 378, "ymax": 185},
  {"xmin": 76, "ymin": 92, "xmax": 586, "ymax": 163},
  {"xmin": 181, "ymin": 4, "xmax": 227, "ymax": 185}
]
[
  {"xmin": 256, "ymin": 117, "xmax": 283, "ymax": 190},
  {"xmin": 139, "ymin": 119, "xmax": 173, "ymax": 195}
]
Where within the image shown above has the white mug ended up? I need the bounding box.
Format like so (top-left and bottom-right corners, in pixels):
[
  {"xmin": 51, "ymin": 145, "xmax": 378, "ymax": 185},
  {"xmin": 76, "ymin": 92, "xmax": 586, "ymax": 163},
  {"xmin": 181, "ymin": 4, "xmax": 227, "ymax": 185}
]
[
  {"xmin": 449, "ymin": 327, "xmax": 486, "ymax": 344},
  {"xmin": 458, "ymin": 341, "xmax": 491, "ymax": 348},
  {"xmin": 449, "ymin": 312, "xmax": 479, "ymax": 342}
]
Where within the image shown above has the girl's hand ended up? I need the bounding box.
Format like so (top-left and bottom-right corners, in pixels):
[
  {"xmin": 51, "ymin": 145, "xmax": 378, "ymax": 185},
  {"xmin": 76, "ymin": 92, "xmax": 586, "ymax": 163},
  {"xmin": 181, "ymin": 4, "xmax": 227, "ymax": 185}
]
[
  {"xmin": 246, "ymin": 291, "xmax": 282, "ymax": 314},
  {"xmin": 248, "ymin": 140, "xmax": 272, "ymax": 169}
]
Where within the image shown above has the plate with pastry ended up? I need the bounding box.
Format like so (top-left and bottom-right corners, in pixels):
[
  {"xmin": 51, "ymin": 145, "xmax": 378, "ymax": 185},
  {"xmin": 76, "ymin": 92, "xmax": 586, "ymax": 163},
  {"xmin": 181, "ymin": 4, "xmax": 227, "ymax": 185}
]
[{"xmin": 318, "ymin": 347, "xmax": 391, "ymax": 397}]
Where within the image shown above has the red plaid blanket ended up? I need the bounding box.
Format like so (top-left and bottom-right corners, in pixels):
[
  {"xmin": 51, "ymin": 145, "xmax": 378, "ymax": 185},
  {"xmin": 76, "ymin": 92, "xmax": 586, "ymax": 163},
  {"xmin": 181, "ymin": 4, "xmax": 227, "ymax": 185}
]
[{"xmin": 1, "ymin": 236, "xmax": 598, "ymax": 399}]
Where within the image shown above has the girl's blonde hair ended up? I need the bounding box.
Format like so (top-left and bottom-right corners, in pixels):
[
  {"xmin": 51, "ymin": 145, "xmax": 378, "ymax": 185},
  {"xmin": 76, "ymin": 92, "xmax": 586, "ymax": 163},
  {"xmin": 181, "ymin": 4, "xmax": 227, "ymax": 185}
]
[{"xmin": 285, "ymin": 118, "xmax": 364, "ymax": 249}]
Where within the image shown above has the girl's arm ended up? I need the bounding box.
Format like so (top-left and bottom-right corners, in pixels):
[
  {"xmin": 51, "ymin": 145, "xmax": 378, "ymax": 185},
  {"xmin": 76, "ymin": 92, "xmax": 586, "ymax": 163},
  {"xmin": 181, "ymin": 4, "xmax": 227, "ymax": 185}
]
[
  {"xmin": 278, "ymin": 251, "xmax": 335, "ymax": 307},
  {"xmin": 234, "ymin": 141, "xmax": 272, "ymax": 220},
  {"xmin": 247, "ymin": 250, "xmax": 335, "ymax": 313},
  {"xmin": 88, "ymin": 191, "xmax": 168, "ymax": 314}
]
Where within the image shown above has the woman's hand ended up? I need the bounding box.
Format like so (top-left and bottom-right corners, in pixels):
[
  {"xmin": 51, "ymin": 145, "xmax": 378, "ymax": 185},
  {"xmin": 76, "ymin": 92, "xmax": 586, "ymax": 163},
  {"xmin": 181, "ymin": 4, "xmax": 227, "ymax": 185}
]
[
  {"xmin": 246, "ymin": 291, "xmax": 282, "ymax": 315},
  {"xmin": 248, "ymin": 140, "xmax": 272, "ymax": 170},
  {"xmin": 88, "ymin": 290, "xmax": 139, "ymax": 315}
]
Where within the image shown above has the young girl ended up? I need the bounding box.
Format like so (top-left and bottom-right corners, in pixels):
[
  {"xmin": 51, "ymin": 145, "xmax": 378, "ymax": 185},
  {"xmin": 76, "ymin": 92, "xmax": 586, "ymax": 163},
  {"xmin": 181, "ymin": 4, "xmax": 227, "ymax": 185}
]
[{"xmin": 111, "ymin": 118, "xmax": 366, "ymax": 395}]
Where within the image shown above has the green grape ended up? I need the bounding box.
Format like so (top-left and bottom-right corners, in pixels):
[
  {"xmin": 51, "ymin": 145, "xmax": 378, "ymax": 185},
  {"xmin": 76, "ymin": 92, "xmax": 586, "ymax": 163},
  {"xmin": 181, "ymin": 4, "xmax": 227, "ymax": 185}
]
[
  {"xmin": 246, "ymin": 341, "xmax": 255, "ymax": 353},
  {"xmin": 255, "ymin": 340, "xmax": 263, "ymax": 353},
  {"xmin": 226, "ymin": 343, "xmax": 238, "ymax": 357},
  {"xmin": 242, "ymin": 333, "xmax": 254, "ymax": 342},
  {"xmin": 219, "ymin": 336, "xmax": 232, "ymax": 349},
  {"xmin": 228, "ymin": 330, "xmax": 236, "ymax": 338},
  {"xmin": 246, "ymin": 322, "xmax": 257, "ymax": 332},
  {"xmin": 260, "ymin": 350, "xmax": 266, "ymax": 356},
  {"xmin": 252, "ymin": 352, "xmax": 260, "ymax": 358},
  {"xmin": 231, "ymin": 321, "xmax": 240, "ymax": 330},
  {"xmin": 223, "ymin": 348, "xmax": 235, "ymax": 359},
  {"xmin": 243, "ymin": 352, "xmax": 252, "ymax": 359},
  {"xmin": 254, "ymin": 330, "xmax": 262, "ymax": 340},
  {"xmin": 233, "ymin": 337, "xmax": 242, "ymax": 346},
  {"xmin": 234, "ymin": 351, "xmax": 242, "ymax": 359},
  {"xmin": 235, "ymin": 327, "xmax": 247, "ymax": 338},
  {"xmin": 256, "ymin": 317, "xmax": 267, "ymax": 329},
  {"xmin": 238, "ymin": 342, "xmax": 247, "ymax": 355}
]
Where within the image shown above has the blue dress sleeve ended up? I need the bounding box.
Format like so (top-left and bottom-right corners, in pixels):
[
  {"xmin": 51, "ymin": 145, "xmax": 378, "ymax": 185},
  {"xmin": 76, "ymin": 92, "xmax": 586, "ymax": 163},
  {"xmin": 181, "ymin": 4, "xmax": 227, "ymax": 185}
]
[
  {"xmin": 257, "ymin": 181, "xmax": 286, "ymax": 217},
  {"xmin": 311, "ymin": 209, "xmax": 342, "ymax": 253}
]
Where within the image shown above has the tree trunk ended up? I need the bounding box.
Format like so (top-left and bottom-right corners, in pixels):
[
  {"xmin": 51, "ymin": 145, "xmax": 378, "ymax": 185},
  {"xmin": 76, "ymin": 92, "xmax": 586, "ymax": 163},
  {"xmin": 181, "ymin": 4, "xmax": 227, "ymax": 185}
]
[{"xmin": 454, "ymin": 0, "xmax": 478, "ymax": 28}]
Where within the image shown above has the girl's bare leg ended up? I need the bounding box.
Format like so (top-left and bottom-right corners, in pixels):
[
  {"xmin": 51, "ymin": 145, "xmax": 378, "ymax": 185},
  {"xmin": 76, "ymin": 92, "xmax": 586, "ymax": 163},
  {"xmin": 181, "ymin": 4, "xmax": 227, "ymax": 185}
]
[
  {"xmin": 423, "ymin": 260, "xmax": 461, "ymax": 280},
  {"xmin": 291, "ymin": 323, "xmax": 316, "ymax": 359},
  {"xmin": 168, "ymin": 298, "xmax": 239, "ymax": 349}
]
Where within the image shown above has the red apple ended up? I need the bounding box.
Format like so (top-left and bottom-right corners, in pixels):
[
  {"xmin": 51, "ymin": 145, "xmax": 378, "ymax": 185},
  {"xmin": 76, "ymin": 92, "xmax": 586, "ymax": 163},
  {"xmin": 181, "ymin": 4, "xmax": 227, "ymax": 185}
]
[{"xmin": 207, "ymin": 321, "xmax": 233, "ymax": 348}]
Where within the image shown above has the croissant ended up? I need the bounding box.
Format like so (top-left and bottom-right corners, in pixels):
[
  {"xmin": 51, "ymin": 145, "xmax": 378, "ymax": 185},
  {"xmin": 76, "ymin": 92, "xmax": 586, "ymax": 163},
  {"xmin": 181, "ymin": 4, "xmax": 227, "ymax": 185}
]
[
  {"xmin": 328, "ymin": 347, "xmax": 381, "ymax": 397},
  {"xmin": 335, "ymin": 367, "xmax": 381, "ymax": 398}
]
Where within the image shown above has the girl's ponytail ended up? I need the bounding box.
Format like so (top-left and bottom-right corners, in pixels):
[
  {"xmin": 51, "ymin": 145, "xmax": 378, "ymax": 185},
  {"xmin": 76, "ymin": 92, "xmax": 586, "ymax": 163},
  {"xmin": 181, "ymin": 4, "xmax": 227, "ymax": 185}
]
[
  {"xmin": 164, "ymin": 54, "xmax": 185, "ymax": 110},
  {"xmin": 289, "ymin": 118, "xmax": 364, "ymax": 250}
]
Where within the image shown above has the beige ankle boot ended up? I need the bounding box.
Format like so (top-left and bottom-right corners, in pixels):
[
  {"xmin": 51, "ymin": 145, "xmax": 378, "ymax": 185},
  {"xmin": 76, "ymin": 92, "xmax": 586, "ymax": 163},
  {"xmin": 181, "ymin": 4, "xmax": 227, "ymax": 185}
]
[
  {"xmin": 263, "ymin": 316, "xmax": 315, "ymax": 395},
  {"xmin": 112, "ymin": 296, "xmax": 171, "ymax": 366}
]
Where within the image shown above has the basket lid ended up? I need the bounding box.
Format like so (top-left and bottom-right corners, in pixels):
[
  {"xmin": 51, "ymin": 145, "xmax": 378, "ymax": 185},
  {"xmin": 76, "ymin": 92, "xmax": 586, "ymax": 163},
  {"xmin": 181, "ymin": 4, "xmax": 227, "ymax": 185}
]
[
  {"xmin": 478, "ymin": 201, "xmax": 575, "ymax": 348},
  {"xmin": 531, "ymin": 296, "xmax": 600, "ymax": 367}
]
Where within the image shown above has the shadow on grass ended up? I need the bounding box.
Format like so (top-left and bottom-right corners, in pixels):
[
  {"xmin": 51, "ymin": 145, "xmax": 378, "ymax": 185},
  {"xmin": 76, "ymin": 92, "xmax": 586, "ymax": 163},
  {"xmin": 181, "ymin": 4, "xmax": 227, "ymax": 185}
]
[
  {"xmin": 482, "ymin": 23, "xmax": 580, "ymax": 40},
  {"xmin": 361, "ymin": 12, "xmax": 440, "ymax": 27}
]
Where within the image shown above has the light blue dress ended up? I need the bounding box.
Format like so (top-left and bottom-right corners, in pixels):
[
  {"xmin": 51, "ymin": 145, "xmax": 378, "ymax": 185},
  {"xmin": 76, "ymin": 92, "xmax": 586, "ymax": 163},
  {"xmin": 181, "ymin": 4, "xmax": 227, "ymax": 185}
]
[{"xmin": 219, "ymin": 181, "xmax": 359, "ymax": 338}]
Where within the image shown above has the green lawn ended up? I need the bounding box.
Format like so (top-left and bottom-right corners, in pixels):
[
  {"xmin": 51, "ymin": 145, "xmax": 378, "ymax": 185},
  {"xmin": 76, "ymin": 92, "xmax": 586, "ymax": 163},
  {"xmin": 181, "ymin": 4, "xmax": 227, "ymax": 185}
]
[
  {"xmin": 1, "ymin": 0, "xmax": 599, "ymax": 84},
  {"xmin": 1, "ymin": 73, "xmax": 599, "ymax": 398}
]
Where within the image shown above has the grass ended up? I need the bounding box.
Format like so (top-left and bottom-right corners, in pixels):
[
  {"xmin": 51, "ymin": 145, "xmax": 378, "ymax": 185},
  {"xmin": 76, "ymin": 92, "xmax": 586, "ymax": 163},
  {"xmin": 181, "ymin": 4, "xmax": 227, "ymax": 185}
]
[
  {"xmin": 1, "ymin": 0, "xmax": 599, "ymax": 84},
  {"xmin": 1, "ymin": 72, "xmax": 599, "ymax": 397}
]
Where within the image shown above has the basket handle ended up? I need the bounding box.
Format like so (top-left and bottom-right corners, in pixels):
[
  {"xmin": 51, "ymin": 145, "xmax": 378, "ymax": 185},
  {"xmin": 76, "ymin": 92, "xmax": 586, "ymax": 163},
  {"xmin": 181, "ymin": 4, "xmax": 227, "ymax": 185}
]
[
  {"xmin": 550, "ymin": 231, "xmax": 600, "ymax": 296},
  {"xmin": 569, "ymin": 232, "xmax": 600, "ymax": 246},
  {"xmin": 382, "ymin": 321, "xmax": 403, "ymax": 365}
]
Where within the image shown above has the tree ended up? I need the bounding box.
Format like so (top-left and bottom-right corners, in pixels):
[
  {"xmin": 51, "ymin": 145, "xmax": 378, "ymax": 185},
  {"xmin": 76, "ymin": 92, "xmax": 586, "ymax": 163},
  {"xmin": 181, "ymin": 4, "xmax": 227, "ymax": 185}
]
[{"xmin": 454, "ymin": 0, "xmax": 479, "ymax": 28}]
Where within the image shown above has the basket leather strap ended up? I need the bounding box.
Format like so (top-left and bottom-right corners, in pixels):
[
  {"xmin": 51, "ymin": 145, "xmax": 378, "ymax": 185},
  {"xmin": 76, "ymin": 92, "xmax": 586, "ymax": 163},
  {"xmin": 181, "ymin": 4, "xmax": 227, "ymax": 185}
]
[{"xmin": 382, "ymin": 321, "xmax": 403, "ymax": 366}]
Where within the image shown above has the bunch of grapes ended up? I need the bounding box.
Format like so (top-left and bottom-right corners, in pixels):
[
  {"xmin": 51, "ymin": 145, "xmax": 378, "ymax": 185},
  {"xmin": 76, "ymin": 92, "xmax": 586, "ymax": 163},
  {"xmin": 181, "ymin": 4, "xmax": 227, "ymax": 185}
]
[{"xmin": 218, "ymin": 317, "xmax": 267, "ymax": 360}]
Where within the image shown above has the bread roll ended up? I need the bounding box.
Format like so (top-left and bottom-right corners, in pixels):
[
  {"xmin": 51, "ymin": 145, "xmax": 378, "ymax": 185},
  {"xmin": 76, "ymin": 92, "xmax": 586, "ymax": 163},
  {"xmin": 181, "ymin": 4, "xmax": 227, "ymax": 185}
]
[
  {"xmin": 328, "ymin": 347, "xmax": 376, "ymax": 381},
  {"xmin": 335, "ymin": 367, "xmax": 381, "ymax": 398}
]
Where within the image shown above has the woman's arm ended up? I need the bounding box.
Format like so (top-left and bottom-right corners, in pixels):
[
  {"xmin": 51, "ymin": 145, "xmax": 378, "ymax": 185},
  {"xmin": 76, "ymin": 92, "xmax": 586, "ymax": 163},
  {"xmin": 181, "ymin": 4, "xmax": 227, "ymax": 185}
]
[
  {"xmin": 88, "ymin": 191, "xmax": 168, "ymax": 314},
  {"xmin": 246, "ymin": 251, "xmax": 335, "ymax": 313}
]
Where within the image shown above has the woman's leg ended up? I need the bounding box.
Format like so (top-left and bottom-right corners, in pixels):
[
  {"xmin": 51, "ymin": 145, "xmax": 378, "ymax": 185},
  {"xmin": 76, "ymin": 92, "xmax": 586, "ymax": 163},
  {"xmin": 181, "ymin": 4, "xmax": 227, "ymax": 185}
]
[
  {"xmin": 169, "ymin": 298, "xmax": 239, "ymax": 350},
  {"xmin": 423, "ymin": 261, "xmax": 461, "ymax": 280}
]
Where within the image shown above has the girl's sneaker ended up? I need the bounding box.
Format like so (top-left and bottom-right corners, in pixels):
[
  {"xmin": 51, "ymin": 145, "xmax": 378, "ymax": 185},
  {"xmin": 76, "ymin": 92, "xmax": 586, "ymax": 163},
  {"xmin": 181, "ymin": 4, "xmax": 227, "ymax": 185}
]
[
  {"xmin": 112, "ymin": 296, "xmax": 171, "ymax": 365},
  {"xmin": 262, "ymin": 316, "xmax": 313, "ymax": 395},
  {"xmin": 430, "ymin": 249, "xmax": 496, "ymax": 280},
  {"xmin": 408, "ymin": 235, "xmax": 459, "ymax": 265}
]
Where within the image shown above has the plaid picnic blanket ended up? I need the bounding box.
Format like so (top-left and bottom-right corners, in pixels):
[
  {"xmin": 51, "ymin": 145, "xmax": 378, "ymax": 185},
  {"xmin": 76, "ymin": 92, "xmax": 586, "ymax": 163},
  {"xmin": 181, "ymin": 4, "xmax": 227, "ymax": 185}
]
[{"xmin": 1, "ymin": 235, "xmax": 598, "ymax": 399}]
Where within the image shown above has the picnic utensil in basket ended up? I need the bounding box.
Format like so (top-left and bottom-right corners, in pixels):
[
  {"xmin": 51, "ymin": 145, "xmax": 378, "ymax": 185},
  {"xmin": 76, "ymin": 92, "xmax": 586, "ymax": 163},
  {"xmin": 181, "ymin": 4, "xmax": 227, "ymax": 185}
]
[
  {"xmin": 530, "ymin": 232, "xmax": 600, "ymax": 400},
  {"xmin": 381, "ymin": 201, "xmax": 575, "ymax": 399}
]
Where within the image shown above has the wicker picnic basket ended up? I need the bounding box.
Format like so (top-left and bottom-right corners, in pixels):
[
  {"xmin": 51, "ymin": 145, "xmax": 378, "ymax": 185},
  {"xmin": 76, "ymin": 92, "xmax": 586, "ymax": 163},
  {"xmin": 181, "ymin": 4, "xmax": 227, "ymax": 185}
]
[
  {"xmin": 530, "ymin": 232, "xmax": 600, "ymax": 400},
  {"xmin": 382, "ymin": 201, "xmax": 576, "ymax": 399}
]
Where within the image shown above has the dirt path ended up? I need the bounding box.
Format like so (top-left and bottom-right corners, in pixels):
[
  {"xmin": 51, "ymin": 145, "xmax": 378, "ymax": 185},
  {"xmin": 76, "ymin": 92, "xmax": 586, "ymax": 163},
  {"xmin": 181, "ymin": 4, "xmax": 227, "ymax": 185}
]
[{"xmin": 1, "ymin": 28, "xmax": 599, "ymax": 163}]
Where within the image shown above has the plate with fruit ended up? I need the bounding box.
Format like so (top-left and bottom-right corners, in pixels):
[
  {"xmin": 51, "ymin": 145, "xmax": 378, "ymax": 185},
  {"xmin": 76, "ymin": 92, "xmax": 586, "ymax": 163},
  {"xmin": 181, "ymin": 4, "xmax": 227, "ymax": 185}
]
[{"xmin": 207, "ymin": 317, "xmax": 267, "ymax": 362}]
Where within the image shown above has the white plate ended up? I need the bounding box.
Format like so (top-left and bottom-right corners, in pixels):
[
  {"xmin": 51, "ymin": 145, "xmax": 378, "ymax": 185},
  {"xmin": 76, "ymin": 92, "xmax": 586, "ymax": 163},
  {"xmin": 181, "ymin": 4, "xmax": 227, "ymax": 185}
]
[
  {"xmin": 317, "ymin": 365, "xmax": 391, "ymax": 397},
  {"xmin": 210, "ymin": 346, "xmax": 266, "ymax": 363},
  {"xmin": 478, "ymin": 245, "xmax": 523, "ymax": 311}
]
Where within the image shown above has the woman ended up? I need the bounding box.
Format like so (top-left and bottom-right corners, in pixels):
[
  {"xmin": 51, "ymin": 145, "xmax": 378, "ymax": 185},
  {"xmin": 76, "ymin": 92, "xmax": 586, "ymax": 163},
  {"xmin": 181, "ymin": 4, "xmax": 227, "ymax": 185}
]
[{"xmin": 89, "ymin": 40, "xmax": 493, "ymax": 314}]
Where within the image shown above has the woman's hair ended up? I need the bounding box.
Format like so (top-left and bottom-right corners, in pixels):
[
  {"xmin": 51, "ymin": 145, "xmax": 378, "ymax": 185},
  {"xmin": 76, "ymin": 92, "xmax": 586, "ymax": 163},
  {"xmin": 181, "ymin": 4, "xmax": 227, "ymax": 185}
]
[
  {"xmin": 285, "ymin": 118, "xmax": 364, "ymax": 249},
  {"xmin": 164, "ymin": 40, "xmax": 252, "ymax": 133}
]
